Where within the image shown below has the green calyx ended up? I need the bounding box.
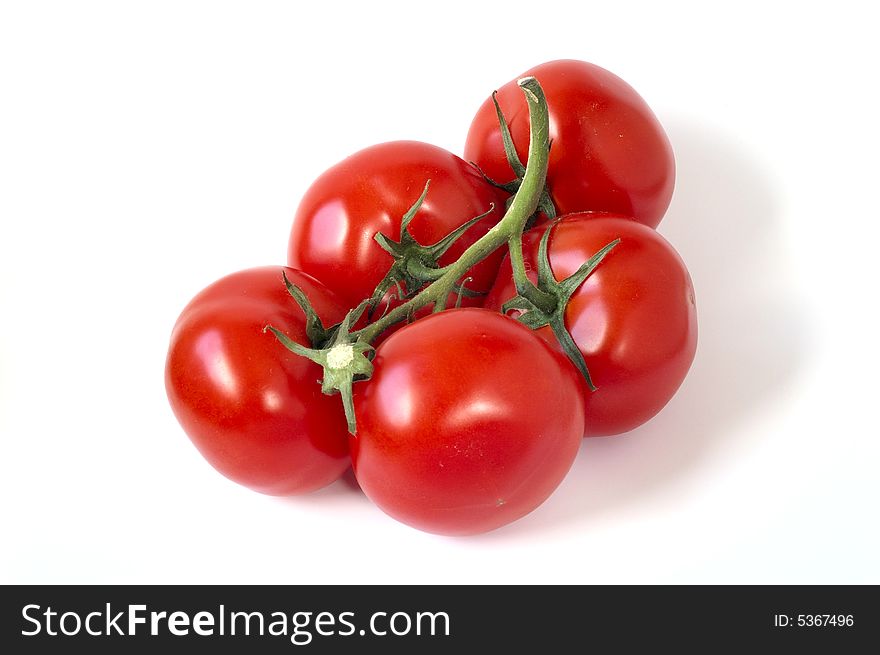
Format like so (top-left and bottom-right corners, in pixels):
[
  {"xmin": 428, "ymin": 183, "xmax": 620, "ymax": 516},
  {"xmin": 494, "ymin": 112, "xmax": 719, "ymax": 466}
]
[
  {"xmin": 368, "ymin": 180, "xmax": 495, "ymax": 315},
  {"xmin": 502, "ymin": 221, "xmax": 620, "ymax": 391},
  {"xmin": 266, "ymin": 286, "xmax": 373, "ymax": 434}
]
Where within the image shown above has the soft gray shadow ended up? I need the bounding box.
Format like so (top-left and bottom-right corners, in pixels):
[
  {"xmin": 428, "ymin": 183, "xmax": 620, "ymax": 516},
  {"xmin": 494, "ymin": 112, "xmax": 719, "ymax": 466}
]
[
  {"xmin": 480, "ymin": 117, "xmax": 809, "ymax": 539},
  {"xmin": 274, "ymin": 467, "xmax": 367, "ymax": 508}
]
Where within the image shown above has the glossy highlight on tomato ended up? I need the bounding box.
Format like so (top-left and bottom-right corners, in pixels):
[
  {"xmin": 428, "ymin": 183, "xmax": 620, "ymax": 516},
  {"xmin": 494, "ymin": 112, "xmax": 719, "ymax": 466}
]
[
  {"xmin": 165, "ymin": 266, "xmax": 351, "ymax": 495},
  {"xmin": 288, "ymin": 140, "xmax": 507, "ymax": 309},
  {"xmin": 465, "ymin": 60, "xmax": 675, "ymax": 228},
  {"xmin": 485, "ymin": 214, "xmax": 697, "ymax": 436},
  {"xmin": 351, "ymin": 308, "xmax": 585, "ymax": 536}
]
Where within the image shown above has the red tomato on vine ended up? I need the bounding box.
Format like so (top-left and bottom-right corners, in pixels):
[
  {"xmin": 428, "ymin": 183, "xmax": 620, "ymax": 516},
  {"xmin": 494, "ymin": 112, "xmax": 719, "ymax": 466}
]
[
  {"xmin": 485, "ymin": 214, "xmax": 697, "ymax": 436},
  {"xmin": 465, "ymin": 60, "xmax": 675, "ymax": 228},
  {"xmin": 288, "ymin": 140, "xmax": 508, "ymax": 311},
  {"xmin": 351, "ymin": 308, "xmax": 585, "ymax": 535},
  {"xmin": 165, "ymin": 267, "xmax": 351, "ymax": 495}
]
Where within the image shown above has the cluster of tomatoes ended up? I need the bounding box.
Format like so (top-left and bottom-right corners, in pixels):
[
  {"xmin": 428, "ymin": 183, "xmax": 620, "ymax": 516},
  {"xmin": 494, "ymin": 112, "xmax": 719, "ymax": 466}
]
[{"xmin": 165, "ymin": 60, "xmax": 697, "ymax": 536}]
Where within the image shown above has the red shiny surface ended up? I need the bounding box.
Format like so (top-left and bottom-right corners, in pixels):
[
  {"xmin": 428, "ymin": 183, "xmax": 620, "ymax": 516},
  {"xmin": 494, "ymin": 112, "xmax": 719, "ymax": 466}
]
[
  {"xmin": 165, "ymin": 266, "xmax": 350, "ymax": 495},
  {"xmin": 485, "ymin": 214, "xmax": 697, "ymax": 436},
  {"xmin": 288, "ymin": 141, "xmax": 507, "ymax": 309},
  {"xmin": 351, "ymin": 309, "xmax": 584, "ymax": 535},
  {"xmin": 464, "ymin": 59, "xmax": 675, "ymax": 228}
]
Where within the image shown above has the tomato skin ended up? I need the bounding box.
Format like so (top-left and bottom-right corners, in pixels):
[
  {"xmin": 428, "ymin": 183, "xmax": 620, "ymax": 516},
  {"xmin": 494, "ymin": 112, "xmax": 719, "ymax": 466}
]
[
  {"xmin": 165, "ymin": 266, "xmax": 351, "ymax": 495},
  {"xmin": 288, "ymin": 140, "xmax": 508, "ymax": 309},
  {"xmin": 484, "ymin": 214, "xmax": 697, "ymax": 437},
  {"xmin": 464, "ymin": 60, "xmax": 675, "ymax": 228},
  {"xmin": 351, "ymin": 308, "xmax": 584, "ymax": 536}
]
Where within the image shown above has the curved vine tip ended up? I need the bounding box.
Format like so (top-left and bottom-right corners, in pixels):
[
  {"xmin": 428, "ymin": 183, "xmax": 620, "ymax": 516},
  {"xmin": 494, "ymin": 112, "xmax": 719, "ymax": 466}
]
[{"xmin": 476, "ymin": 78, "xmax": 558, "ymax": 223}]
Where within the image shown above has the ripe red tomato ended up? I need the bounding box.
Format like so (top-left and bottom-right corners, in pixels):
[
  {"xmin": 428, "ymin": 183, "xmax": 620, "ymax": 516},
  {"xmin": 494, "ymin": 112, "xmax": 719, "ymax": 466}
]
[
  {"xmin": 464, "ymin": 60, "xmax": 675, "ymax": 228},
  {"xmin": 165, "ymin": 266, "xmax": 351, "ymax": 495},
  {"xmin": 351, "ymin": 308, "xmax": 585, "ymax": 536},
  {"xmin": 288, "ymin": 140, "xmax": 508, "ymax": 310},
  {"xmin": 485, "ymin": 214, "xmax": 697, "ymax": 437}
]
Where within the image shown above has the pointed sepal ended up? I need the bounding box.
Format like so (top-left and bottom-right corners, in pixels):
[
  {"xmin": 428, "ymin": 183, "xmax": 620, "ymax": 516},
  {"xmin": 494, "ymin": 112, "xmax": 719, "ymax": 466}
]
[
  {"xmin": 368, "ymin": 180, "xmax": 497, "ymax": 315},
  {"xmin": 265, "ymin": 300, "xmax": 375, "ymax": 435},
  {"xmin": 500, "ymin": 221, "xmax": 620, "ymax": 390}
]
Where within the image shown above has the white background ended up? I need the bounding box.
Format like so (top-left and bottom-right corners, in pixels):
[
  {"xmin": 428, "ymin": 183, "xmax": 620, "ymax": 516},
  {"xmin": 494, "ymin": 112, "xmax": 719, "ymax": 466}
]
[{"xmin": 2, "ymin": 1, "xmax": 878, "ymax": 584}]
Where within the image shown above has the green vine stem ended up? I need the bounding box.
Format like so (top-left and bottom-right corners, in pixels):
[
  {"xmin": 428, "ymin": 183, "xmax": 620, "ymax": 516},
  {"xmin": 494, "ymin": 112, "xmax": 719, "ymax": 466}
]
[
  {"xmin": 270, "ymin": 76, "xmax": 617, "ymax": 434},
  {"xmin": 475, "ymin": 91, "xmax": 558, "ymax": 222},
  {"xmin": 354, "ymin": 76, "xmax": 552, "ymax": 344}
]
